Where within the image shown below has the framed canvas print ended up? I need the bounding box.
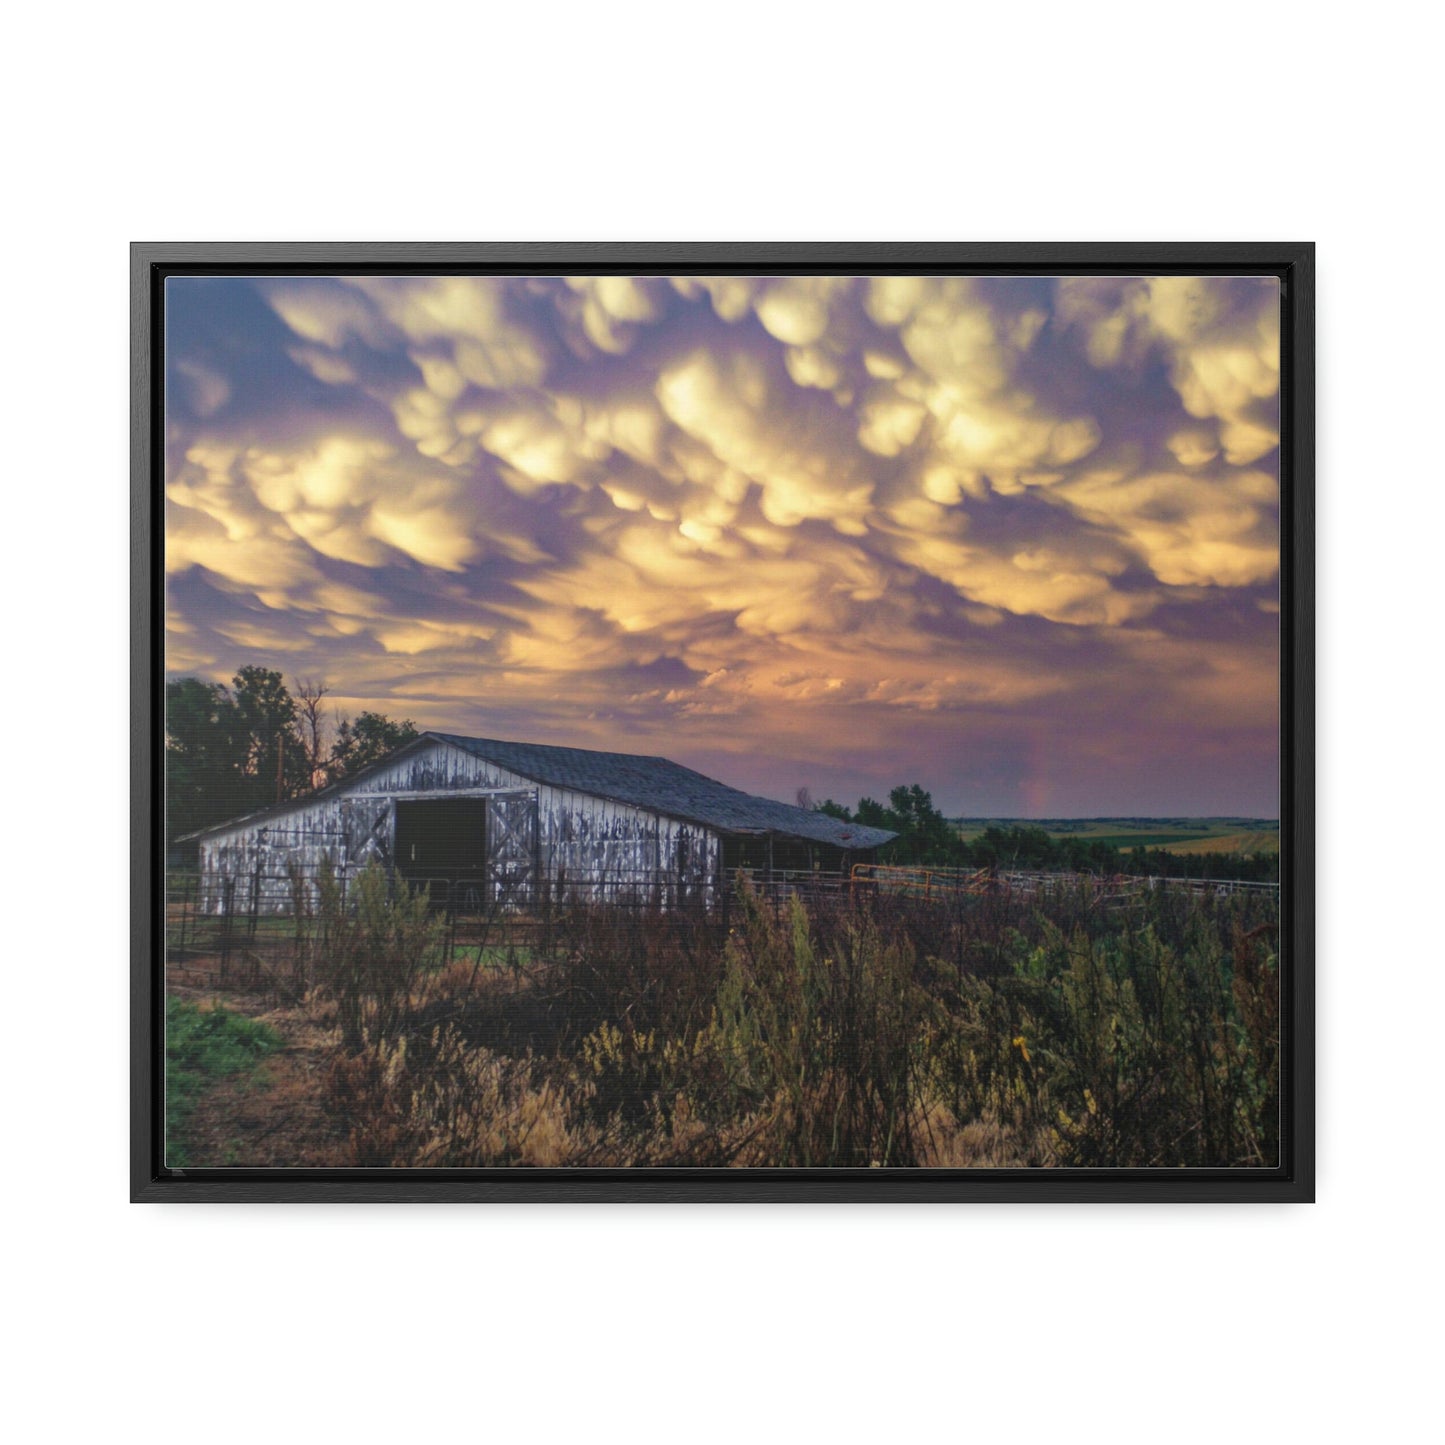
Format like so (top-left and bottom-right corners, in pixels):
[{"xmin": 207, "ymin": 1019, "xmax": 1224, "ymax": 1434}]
[{"xmin": 132, "ymin": 243, "xmax": 1313, "ymax": 1201}]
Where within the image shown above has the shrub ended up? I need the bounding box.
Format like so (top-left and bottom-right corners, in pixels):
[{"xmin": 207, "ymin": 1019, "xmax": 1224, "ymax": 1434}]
[
  {"xmin": 672, "ymin": 881, "xmax": 934, "ymax": 1165},
  {"xmin": 313, "ymin": 859, "xmax": 445, "ymax": 1051},
  {"xmin": 302, "ymin": 872, "xmax": 1280, "ymax": 1169}
]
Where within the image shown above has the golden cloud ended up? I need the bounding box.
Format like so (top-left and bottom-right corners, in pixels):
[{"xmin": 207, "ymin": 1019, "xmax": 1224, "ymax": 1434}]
[
  {"xmin": 1057, "ymin": 275, "xmax": 1281, "ymax": 466},
  {"xmin": 656, "ymin": 347, "xmax": 874, "ymax": 529},
  {"xmin": 1058, "ymin": 467, "xmax": 1279, "ymax": 588},
  {"xmin": 169, "ymin": 275, "xmax": 1281, "ymax": 806}
]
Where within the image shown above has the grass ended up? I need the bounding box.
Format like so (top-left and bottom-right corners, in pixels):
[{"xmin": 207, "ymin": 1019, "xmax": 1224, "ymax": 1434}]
[
  {"xmin": 952, "ymin": 818, "xmax": 1280, "ymax": 855},
  {"xmin": 176, "ymin": 862, "xmax": 1279, "ymax": 1169},
  {"xmin": 1162, "ymin": 830, "xmax": 1280, "ymax": 856},
  {"xmin": 166, "ymin": 996, "xmax": 282, "ymax": 1166},
  {"xmin": 305, "ymin": 874, "xmax": 1280, "ymax": 1169},
  {"xmin": 446, "ymin": 943, "xmax": 535, "ymax": 970}
]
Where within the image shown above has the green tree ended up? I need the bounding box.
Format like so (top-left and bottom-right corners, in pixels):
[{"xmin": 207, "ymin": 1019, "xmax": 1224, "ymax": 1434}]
[
  {"xmin": 822, "ymin": 786, "xmax": 964, "ymax": 866},
  {"xmin": 165, "ymin": 676, "xmax": 246, "ymax": 840},
  {"xmin": 166, "ymin": 663, "xmax": 425, "ymax": 842},
  {"xmin": 855, "ymin": 796, "xmax": 893, "ymax": 830},
  {"xmin": 883, "ymin": 784, "xmax": 961, "ymax": 865},
  {"xmin": 232, "ymin": 666, "xmax": 304, "ymax": 806},
  {"xmin": 969, "ymin": 824, "xmax": 1059, "ymax": 869},
  {"xmin": 329, "ymin": 711, "xmax": 420, "ymax": 781}
]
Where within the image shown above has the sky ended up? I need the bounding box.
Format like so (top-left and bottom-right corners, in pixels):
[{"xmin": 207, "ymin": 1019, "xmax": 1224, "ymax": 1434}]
[{"xmin": 163, "ymin": 273, "xmax": 1280, "ymax": 817}]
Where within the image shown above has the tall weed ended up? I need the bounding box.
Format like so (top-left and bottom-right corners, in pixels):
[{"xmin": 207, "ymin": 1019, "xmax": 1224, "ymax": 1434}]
[
  {"xmin": 303, "ymin": 873, "xmax": 1279, "ymax": 1168},
  {"xmin": 314, "ymin": 859, "xmax": 444, "ymax": 1051}
]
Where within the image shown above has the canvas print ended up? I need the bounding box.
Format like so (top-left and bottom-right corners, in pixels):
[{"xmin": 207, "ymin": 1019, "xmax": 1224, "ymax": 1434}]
[{"xmin": 161, "ymin": 271, "xmax": 1283, "ymax": 1170}]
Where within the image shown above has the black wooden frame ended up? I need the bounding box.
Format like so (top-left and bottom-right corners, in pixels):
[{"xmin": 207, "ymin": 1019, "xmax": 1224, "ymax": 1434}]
[{"xmin": 132, "ymin": 242, "xmax": 1314, "ymax": 1202}]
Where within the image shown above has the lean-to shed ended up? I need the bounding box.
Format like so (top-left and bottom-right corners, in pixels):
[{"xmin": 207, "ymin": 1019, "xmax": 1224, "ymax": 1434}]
[{"xmin": 185, "ymin": 732, "xmax": 896, "ymax": 915}]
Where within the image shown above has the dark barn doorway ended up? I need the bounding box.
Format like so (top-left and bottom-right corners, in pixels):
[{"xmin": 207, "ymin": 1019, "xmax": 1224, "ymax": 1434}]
[{"xmin": 394, "ymin": 798, "xmax": 487, "ymax": 909}]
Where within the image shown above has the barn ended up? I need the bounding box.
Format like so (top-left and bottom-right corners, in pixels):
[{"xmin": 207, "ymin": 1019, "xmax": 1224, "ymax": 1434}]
[{"xmin": 185, "ymin": 732, "xmax": 896, "ymax": 915}]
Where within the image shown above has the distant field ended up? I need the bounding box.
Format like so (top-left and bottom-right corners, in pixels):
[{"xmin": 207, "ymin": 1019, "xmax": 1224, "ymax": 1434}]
[
  {"xmin": 952, "ymin": 818, "xmax": 1280, "ymax": 855},
  {"xmin": 1160, "ymin": 830, "xmax": 1280, "ymax": 856}
]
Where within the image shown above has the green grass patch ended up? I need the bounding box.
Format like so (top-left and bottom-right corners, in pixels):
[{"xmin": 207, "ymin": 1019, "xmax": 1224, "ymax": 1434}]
[
  {"xmin": 166, "ymin": 997, "xmax": 281, "ymax": 1166},
  {"xmin": 449, "ymin": 943, "xmax": 535, "ymax": 969}
]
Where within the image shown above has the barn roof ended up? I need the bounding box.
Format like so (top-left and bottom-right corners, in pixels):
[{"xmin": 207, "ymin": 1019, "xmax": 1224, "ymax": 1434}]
[
  {"xmin": 431, "ymin": 734, "xmax": 897, "ymax": 850},
  {"xmin": 182, "ymin": 732, "xmax": 897, "ymax": 851}
]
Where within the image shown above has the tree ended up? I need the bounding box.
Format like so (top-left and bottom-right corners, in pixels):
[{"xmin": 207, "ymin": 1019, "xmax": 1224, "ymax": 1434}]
[
  {"xmin": 165, "ymin": 662, "xmax": 425, "ymax": 845},
  {"xmin": 328, "ymin": 711, "xmax": 419, "ymax": 781},
  {"xmin": 232, "ymin": 665, "xmax": 300, "ymax": 805},
  {"xmin": 165, "ymin": 676, "xmax": 246, "ymax": 840},
  {"xmin": 818, "ymin": 785, "xmax": 964, "ymax": 866},
  {"xmin": 855, "ymin": 796, "xmax": 893, "ymax": 830},
  {"xmin": 883, "ymin": 784, "xmax": 961, "ymax": 865},
  {"xmin": 970, "ymin": 824, "xmax": 1058, "ymax": 870},
  {"xmin": 292, "ymin": 677, "xmax": 331, "ymax": 792}
]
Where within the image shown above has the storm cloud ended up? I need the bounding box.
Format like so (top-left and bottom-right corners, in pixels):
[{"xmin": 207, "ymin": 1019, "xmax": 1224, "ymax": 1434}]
[{"xmin": 164, "ymin": 273, "xmax": 1280, "ymax": 816}]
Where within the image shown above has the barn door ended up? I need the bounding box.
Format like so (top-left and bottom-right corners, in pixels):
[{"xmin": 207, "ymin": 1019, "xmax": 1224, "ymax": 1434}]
[
  {"xmin": 487, "ymin": 792, "xmax": 537, "ymax": 908},
  {"xmin": 341, "ymin": 797, "xmax": 394, "ymax": 873}
]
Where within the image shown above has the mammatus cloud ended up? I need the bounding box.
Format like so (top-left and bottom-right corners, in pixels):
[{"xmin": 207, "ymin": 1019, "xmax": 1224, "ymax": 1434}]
[
  {"xmin": 1056, "ymin": 276, "xmax": 1280, "ymax": 465},
  {"xmin": 163, "ymin": 274, "xmax": 1281, "ymax": 815}
]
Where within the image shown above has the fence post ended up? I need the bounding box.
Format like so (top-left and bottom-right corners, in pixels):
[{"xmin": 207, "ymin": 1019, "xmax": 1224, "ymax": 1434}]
[
  {"xmin": 248, "ymin": 862, "xmax": 262, "ymax": 938},
  {"xmin": 219, "ymin": 875, "xmax": 235, "ymax": 985}
]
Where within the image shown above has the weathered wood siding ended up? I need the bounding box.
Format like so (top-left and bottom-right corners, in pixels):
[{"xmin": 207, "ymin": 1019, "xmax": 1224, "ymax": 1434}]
[
  {"xmin": 197, "ymin": 738, "xmax": 720, "ymax": 914},
  {"xmin": 538, "ymin": 787, "xmax": 717, "ymax": 907}
]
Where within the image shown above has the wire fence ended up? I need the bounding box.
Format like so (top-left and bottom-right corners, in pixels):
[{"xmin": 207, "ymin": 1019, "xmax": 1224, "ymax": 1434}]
[
  {"xmin": 165, "ymin": 865, "xmax": 841, "ymax": 991},
  {"xmin": 165, "ymin": 860, "xmax": 1279, "ymax": 995},
  {"xmin": 851, "ymin": 862, "xmax": 1280, "ymax": 902}
]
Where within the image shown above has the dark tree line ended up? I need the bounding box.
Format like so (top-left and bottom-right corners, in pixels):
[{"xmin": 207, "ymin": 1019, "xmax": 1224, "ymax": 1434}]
[
  {"xmin": 818, "ymin": 787, "xmax": 1279, "ymax": 883},
  {"xmin": 166, "ymin": 666, "xmax": 418, "ymax": 841}
]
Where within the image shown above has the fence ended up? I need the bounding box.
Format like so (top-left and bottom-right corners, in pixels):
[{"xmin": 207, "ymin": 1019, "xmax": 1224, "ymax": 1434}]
[
  {"xmin": 165, "ymin": 860, "xmax": 1280, "ymax": 993},
  {"xmin": 167, "ymin": 865, "xmax": 757, "ymax": 991},
  {"xmin": 850, "ymin": 862, "xmax": 1280, "ymax": 902}
]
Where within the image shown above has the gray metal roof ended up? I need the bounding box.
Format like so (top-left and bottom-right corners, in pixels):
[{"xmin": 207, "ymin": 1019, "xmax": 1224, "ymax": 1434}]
[{"xmin": 433, "ymin": 734, "xmax": 897, "ymax": 850}]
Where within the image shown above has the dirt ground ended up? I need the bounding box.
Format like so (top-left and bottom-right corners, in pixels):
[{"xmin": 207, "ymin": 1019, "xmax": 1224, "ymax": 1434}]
[{"xmin": 167, "ymin": 958, "xmax": 350, "ymax": 1168}]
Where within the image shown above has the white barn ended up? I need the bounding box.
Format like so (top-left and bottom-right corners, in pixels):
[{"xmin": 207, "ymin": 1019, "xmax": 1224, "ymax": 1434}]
[{"xmin": 185, "ymin": 732, "xmax": 896, "ymax": 915}]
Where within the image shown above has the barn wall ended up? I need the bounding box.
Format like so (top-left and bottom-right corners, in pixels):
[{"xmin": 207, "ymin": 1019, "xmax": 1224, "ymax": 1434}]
[
  {"xmin": 196, "ymin": 738, "xmax": 720, "ymax": 914},
  {"xmin": 537, "ymin": 787, "xmax": 718, "ymax": 906}
]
